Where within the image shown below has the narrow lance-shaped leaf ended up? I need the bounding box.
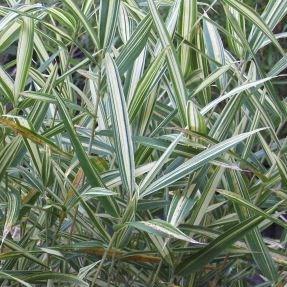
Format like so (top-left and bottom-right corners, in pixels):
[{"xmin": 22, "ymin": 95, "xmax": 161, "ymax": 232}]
[
  {"xmin": 62, "ymin": 0, "xmax": 99, "ymax": 49},
  {"xmin": 249, "ymin": 0, "xmax": 287, "ymax": 52},
  {"xmin": 116, "ymin": 15, "xmax": 152, "ymax": 75},
  {"xmin": 217, "ymin": 189, "xmax": 287, "ymax": 229},
  {"xmin": 200, "ymin": 77, "xmax": 274, "ymax": 115},
  {"xmin": 186, "ymin": 100, "xmax": 207, "ymax": 134},
  {"xmin": 54, "ymin": 92, "xmax": 119, "ymax": 217},
  {"xmin": 0, "ymin": 4, "xmax": 41, "ymax": 31},
  {"xmin": 99, "ymin": 0, "xmax": 120, "ymax": 51},
  {"xmin": 14, "ymin": 17, "xmax": 34, "ymax": 104},
  {"xmin": 2, "ymin": 191, "xmax": 20, "ymax": 244},
  {"xmin": 0, "ymin": 235, "xmax": 47, "ymax": 267},
  {"xmin": 148, "ymin": 0, "xmax": 187, "ymax": 126},
  {"xmin": 176, "ymin": 214, "xmax": 271, "ymax": 275},
  {"xmin": 66, "ymin": 188, "xmax": 116, "ymax": 211},
  {"xmin": 47, "ymin": 7, "xmax": 77, "ymax": 30},
  {"xmin": 222, "ymin": 0, "xmax": 284, "ymax": 55},
  {"xmin": 1, "ymin": 272, "xmax": 89, "ymax": 287},
  {"xmin": 190, "ymin": 166, "xmax": 225, "ymax": 225},
  {"xmin": 179, "ymin": 0, "xmax": 197, "ymax": 76},
  {"xmin": 106, "ymin": 53, "xmax": 135, "ymax": 197},
  {"xmin": 0, "ymin": 271, "xmax": 32, "ymax": 287},
  {"xmin": 0, "ymin": 116, "xmax": 71, "ymax": 158},
  {"xmin": 227, "ymin": 170, "xmax": 279, "ymax": 282},
  {"xmin": 126, "ymin": 47, "xmax": 146, "ymax": 110},
  {"xmin": 129, "ymin": 219, "xmax": 201, "ymax": 244},
  {"xmin": 128, "ymin": 49, "xmax": 166, "ymax": 122},
  {"xmin": 118, "ymin": 3, "xmax": 131, "ymax": 44},
  {"xmin": 139, "ymin": 133, "xmax": 182, "ymax": 194},
  {"xmin": 274, "ymin": 155, "xmax": 287, "ymax": 189},
  {"xmin": 0, "ymin": 21, "xmax": 20, "ymax": 54},
  {"xmin": 191, "ymin": 64, "xmax": 233, "ymax": 98},
  {"xmin": 142, "ymin": 129, "xmax": 264, "ymax": 197},
  {"xmin": 149, "ymin": 235, "xmax": 173, "ymax": 265},
  {"xmin": 203, "ymin": 15, "xmax": 227, "ymax": 89},
  {"xmin": 167, "ymin": 184, "xmax": 198, "ymax": 227},
  {"xmin": 0, "ymin": 136, "xmax": 22, "ymax": 179},
  {"xmin": 0, "ymin": 65, "xmax": 14, "ymax": 102}
]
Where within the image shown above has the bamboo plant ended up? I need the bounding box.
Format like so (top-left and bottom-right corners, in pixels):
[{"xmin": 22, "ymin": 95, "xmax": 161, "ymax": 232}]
[{"xmin": 0, "ymin": 0, "xmax": 286, "ymax": 286}]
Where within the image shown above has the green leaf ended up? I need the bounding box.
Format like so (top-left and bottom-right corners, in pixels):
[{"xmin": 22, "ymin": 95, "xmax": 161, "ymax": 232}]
[
  {"xmin": 186, "ymin": 100, "xmax": 207, "ymax": 134},
  {"xmin": 54, "ymin": 92, "xmax": 119, "ymax": 217},
  {"xmin": 178, "ymin": 0, "xmax": 197, "ymax": 76},
  {"xmin": 0, "ymin": 272, "xmax": 89, "ymax": 287},
  {"xmin": 0, "ymin": 137, "xmax": 22, "ymax": 179},
  {"xmin": 116, "ymin": 15, "xmax": 152, "ymax": 75},
  {"xmin": 0, "ymin": 65, "xmax": 14, "ymax": 102},
  {"xmin": 142, "ymin": 129, "xmax": 263, "ymax": 197},
  {"xmin": 2, "ymin": 191, "xmax": 20, "ymax": 244},
  {"xmin": 176, "ymin": 215, "xmax": 268, "ymax": 275},
  {"xmin": 148, "ymin": 0, "xmax": 188, "ymax": 126},
  {"xmin": 200, "ymin": 76, "xmax": 274, "ymax": 115},
  {"xmin": 139, "ymin": 133, "xmax": 182, "ymax": 193},
  {"xmin": 226, "ymin": 170, "xmax": 279, "ymax": 282},
  {"xmin": 14, "ymin": 16, "xmax": 34, "ymax": 104},
  {"xmin": 99, "ymin": 0, "xmax": 120, "ymax": 50},
  {"xmin": 217, "ymin": 189, "xmax": 287, "ymax": 229},
  {"xmin": 105, "ymin": 53, "xmax": 135, "ymax": 197},
  {"xmin": 203, "ymin": 15, "xmax": 227, "ymax": 89},
  {"xmin": 128, "ymin": 49, "xmax": 166, "ymax": 122},
  {"xmin": 222, "ymin": 0, "xmax": 284, "ymax": 55},
  {"xmin": 62, "ymin": 0, "xmax": 99, "ymax": 49},
  {"xmin": 0, "ymin": 271, "xmax": 32, "ymax": 287},
  {"xmin": 130, "ymin": 219, "xmax": 200, "ymax": 244},
  {"xmin": 191, "ymin": 64, "xmax": 233, "ymax": 98}
]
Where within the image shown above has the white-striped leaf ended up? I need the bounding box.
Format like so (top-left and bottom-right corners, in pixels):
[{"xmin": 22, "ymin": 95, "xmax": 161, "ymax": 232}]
[
  {"xmin": 142, "ymin": 129, "xmax": 264, "ymax": 197},
  {"xmin": 200, "ymin": 77, "xmax": 274, "ymax": 115},
  {"xmin": 99, "ymin": 0, "xmax": 120, "ymax": 50},
  {"xmin": 130, "ymin": 219, "xmax": 200, "ymax": 244},
  {"xmin": 105, "ymin": 53, "xmax": 135, "ymax": 197},
  {"xmin": 14, "ymin": 17, "xmax": 34, "ymax": 104},
  {"xmin": 148, "ymin": 0, "xmax": 188, "ymax": 126}
]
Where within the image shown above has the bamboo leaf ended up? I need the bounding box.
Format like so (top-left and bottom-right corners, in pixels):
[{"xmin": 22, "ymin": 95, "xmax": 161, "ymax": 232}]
[
  {"xmin": 62, "ymin": 0, "xmax": 99, "ymax": 48},
  {"xmin": 54, "ymin": 92, "xmax": 119, "ymax": 217},
  {"xmin": 176, "ymin": 215, "xmax": 269, "ymax": 275},
  {"xmin": 99, "ymin": 0, "xmax": 120, "ymax": 50},
  {"xmin": 200, "ymin": 77, "xmax": 274, "ymax": 115},
  {"xmin": 14, "ymin": 16, "xmax": 34, "ymax": 104},
  {"xmin": 130, "ymin": 219, "xmax": 201, "ymax": 244},
  {"xmin": 148, "ymin": 0, "xmax": 188, "ymax": 126},
  {"xmin": 222, "ymin": 0, "xmax": 284, "ymax": 55},
  {"xmin": 217, "ymin": 189, "xmax": 287, "ymax": 229},
  {"xmin": 142, "ymin": 129, "xmax": 264, "ymax": 197},
  {"xmin": 105, "ymin": 53, "xmax": 135, "ymax": 197}
]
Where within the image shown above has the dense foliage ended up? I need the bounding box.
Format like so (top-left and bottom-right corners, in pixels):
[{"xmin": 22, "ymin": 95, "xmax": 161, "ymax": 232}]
[{"xmin": 0, "ymin": 0, "xmax": 287, "ymax": 286}]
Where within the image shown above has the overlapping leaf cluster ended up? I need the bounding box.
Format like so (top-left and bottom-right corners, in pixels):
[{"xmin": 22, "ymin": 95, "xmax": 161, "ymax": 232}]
[{"xmin": 0, "ymin": 0, "xmax": 287, "ymax": 286}]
